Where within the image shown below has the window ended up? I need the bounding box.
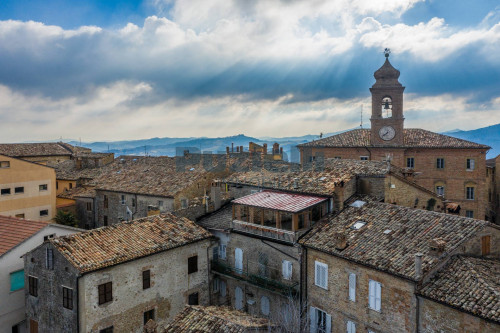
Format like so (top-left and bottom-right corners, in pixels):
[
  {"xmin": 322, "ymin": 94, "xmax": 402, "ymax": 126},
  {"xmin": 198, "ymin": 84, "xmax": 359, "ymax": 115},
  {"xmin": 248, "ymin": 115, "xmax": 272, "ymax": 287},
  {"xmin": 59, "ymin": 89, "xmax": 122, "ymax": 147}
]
[
  {"xmin": 188, "ymin": 256, "xmax": 198, "ymax": 274},
  {"xmin": 121, "ymin": 195, "xmax": 125, "ymax": 205},
  {"xmin": 466, "ymin": 186, "xmax": 475, "ymax": 200},
  {"xmin": 103, "ymin": 195, "xmax": 108, "ymax": 208},
  {"xmin": 481, "ymin": 235, "xmax": 491, "ymax": 255},
  {"xmin": 86, "ymin": 202, "xmax": 92, "ymax": 211},
  {"xmin": 143, "ymin": 309, "xmax": 155, "ymax": 325},
  {"xmin": 63, "ymin": 287, "xmax": 73, "ymax": 310},
  {"xmin": 103, "ymin": 216, "xmax": 108, "ymax": 226},
  {"xmin": 261, "ymin": 296, "xmax": 270, "ymax": 316},
  {"xmin": 29, "ymin": 276, "xmax": 38, "ymax": 297},
  {"xmin": 98, "ymin": 282, "xmax": 112, "ymax": 305},
  {"xmin": 181, "ymin": 198, "xmax": 188, "ymax": 208},
  {"xmin": 39, "ymin": 184, "xmax": 48, "ymax": 191},
  {"xmin": 56, "ymin": 181, "xmax": 59, "ymax": 190},
  {"xmin": 15, "ymin": 213, "xmax": 25, "ymax": 218},
  {"xmin": 235, "ymin": 248, "xmax": 243, "ymax": 273},
  {"xmin": 0, "ymin": 161, "xmax": 10, "ymax": 168},
  {"xmin": 99, "ymin": 327, "xmax": 113, "ymax": 333},
  {"xmin": 436, "ymin": 186, "xmax": 445, "ymax": 197},
  {"xmin": 309, "ymin": 307, "xmax": 331, "ymax": 333},
  {"xmin": 368, "ymin": 280, "xmax": 381, "ymax": 311},
  {"xmin": 15, "ymin": 186, "xmax": 24, "ymax": 194},
  {"xmin": 1, "ymin": 188, "xmax": 11, "ymax": 195},
  {"xmin": 213, "ymin": 277, "xmax": 220, "ymax": 293},
  {"xmin": 188, "ymin": 292, "xmax": 199, "ymax": 305},
  {"xmin": 158, "ymin": 200, "xmax": 163, "ymax": 207},
  {"xmin": 314, "ymin": 261, "xmax": 328, "ymax": 289},
  {"xmin": 360, "ymin": 156, "xmax": 369, "ymax": 161},
  {"xmin": 132, "ymin": 198, "xmax": 136, "ymax": 207},
  {"xmin": 406, "ymin": 157, "xmax": 414, "ymax": 169},
  {"xmin": 219, "ymin": 244, "xmax": 227, "ymax": 260},
  {"xmin": 436, "ymin": 158, "xmax": 445, "ymax": 169},
  {"xmin": 347, "ymin": 321, "xmax": 356, "ymax": 333},
  {"xmin": 40, "ymin": 210, "xmax": 49, "ymax": 217},
  {"xmin": 348, "ymin": 273, "xmax": 356, "ymax": 302},
  {"xmin": 466, "ymin": 210, "xmax": 474, "ymax": 218},
  {"xmin": 234, "ymin": 287, "xmax": 243, "ymax": 310},
  {"xmin": 29, "ymin": 319, "xmax": 38, "ymax": 333},
  {"xmin": 220, "ymin": 280, "xmax": 227, "ymax": 297},
  {"xmin": 143, "ymin": 270, "xmax": 151, "ymax": 289},
  {"xmin": 10, "ymin": 269, "xmax": 24, "ymax": 291},
  {"xmin": 46, "ymin": 248, "xmax": 54, "ymax": 270},
  {"xmin": 282, "ymin": 260, "xmax": 292, "ymax": 280},
  {"xmin": 69, "ymin": 183, "xmax": 73, "ymax": 189},
  {"xmin": 466, "ymin": 158, "xmax": 475, "ymax": 170}
]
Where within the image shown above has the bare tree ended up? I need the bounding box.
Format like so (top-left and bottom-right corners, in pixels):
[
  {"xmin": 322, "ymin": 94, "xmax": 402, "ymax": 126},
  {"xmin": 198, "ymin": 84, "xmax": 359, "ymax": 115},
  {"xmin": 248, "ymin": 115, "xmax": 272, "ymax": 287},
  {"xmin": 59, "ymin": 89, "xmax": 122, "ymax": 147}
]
[{"xmin": 266, "ymin": 293, "xmax": 309, "ymax": 333}]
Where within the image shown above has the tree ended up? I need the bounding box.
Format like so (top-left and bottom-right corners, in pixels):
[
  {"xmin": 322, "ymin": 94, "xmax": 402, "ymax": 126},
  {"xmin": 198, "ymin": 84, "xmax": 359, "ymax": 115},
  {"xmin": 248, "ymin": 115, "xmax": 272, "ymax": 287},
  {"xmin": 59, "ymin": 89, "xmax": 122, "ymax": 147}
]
[
  {"xmin": 267, "ymin": 292, "xmax": 309, "ymax": 333},
  {"xmin": 53, "ymin": 210, "xmax": 78, "ymax": 228}
]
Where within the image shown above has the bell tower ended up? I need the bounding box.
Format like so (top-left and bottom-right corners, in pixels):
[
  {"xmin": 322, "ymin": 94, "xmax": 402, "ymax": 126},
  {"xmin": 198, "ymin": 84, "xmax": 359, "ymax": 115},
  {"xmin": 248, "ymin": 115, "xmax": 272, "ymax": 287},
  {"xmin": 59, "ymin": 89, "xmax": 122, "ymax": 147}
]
[{"xmin": 370, "ymin": 49, "xmax": 405, "ymax": 145}]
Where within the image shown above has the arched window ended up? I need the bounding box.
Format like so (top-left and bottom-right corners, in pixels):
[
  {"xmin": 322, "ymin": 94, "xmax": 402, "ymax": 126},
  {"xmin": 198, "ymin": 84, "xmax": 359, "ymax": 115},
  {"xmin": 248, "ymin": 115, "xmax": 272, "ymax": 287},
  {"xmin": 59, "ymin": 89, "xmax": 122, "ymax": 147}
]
[{"xmin": 381, "ymin": 96, "xmax": 392, "ymax": 118}]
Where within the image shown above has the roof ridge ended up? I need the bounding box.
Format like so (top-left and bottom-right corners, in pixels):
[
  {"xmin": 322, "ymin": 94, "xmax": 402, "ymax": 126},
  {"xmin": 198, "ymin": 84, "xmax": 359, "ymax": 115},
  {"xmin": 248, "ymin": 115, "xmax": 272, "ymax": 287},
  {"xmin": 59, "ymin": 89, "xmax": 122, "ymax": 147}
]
[{"xmin": 461, "ymin": 256, "xmax": 500, "ymax": 298}]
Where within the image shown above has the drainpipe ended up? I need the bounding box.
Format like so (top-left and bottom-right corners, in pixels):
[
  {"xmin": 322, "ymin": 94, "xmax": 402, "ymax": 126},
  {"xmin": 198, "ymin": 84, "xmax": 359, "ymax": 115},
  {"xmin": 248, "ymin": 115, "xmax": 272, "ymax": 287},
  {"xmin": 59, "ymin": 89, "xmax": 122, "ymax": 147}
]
[{"xmin": 76, "ymin": 276, "xmax": 80, "ymax": 333}]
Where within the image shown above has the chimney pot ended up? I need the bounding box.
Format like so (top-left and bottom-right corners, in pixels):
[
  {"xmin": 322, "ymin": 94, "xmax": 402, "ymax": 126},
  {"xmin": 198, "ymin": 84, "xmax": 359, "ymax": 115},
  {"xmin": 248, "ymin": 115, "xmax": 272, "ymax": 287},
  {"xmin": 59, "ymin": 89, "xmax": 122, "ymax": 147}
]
[{"xmin": 415, "ymin": 253, "xmax": 423, "ymax": 279}]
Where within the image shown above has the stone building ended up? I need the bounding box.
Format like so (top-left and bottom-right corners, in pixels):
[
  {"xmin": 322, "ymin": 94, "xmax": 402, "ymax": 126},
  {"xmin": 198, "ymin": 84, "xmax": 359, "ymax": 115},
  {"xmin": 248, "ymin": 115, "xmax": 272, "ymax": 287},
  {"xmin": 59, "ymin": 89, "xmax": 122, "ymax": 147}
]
[
  {"xmin": 300, "ymin": 198, "xmax": 500, "ymax": 333},
  {"xmin": 486, "ymin": 155, "xmax": 499, "ymax": 223},
  {"xmin": 0, "ymin": 154, "xmax": 56, "ymax": 221},
  {"xmin": 24, "ymin": 213, "xmax": 214, "ymax": 333},
  {"xmin": 163, "ymin": 306, "xmax": 272, "ymax": 332},
  {"xmin": 0, "ymin": 216, "xmax": 79, "ymax": 333},
  {"xmin": 298, "ymin": 53, "xmax": 490, "ymax": 220}
]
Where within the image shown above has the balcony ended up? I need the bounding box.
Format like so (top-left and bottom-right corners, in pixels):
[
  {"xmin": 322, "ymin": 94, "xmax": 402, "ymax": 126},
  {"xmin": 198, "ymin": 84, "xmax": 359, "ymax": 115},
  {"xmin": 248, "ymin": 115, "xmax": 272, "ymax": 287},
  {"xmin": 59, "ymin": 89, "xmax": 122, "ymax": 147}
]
[
  {"xmin": 231, "ymin": 219, "xmax": 308, "ymax": 244},
  {"xmin": 211, "ymin": 259, "xmax": 299, "ymax": 297}
]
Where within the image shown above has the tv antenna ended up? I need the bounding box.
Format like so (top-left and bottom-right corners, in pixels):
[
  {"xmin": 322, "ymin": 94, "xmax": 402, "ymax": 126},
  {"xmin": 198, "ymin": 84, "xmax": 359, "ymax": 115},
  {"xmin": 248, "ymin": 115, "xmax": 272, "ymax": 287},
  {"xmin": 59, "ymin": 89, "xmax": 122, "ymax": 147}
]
[{"xmin": 360, "ymin": 105, "xmax": 363, "ymax": 128}]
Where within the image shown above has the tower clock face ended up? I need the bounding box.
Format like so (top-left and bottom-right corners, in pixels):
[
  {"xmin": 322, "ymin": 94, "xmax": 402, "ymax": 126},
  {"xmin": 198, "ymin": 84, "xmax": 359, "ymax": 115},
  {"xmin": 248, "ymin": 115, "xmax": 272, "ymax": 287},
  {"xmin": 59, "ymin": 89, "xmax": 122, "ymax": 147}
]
[{"xmin": 379, "ymin": 126, "xmax": 396, "ymax": 141}]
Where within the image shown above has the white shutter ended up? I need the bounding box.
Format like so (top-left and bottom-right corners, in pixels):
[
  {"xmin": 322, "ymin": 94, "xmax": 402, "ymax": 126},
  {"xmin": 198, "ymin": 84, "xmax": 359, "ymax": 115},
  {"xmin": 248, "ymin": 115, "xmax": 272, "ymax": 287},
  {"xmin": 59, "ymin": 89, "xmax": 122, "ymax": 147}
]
[
  {"xmin": 348, "ymin": 273, "xmax": 356, "ymax": 302},
  {"xmin": 220, "ymin": 280, "xmax": 227, "ymax": 297},
  {"xmin": 235, "ymin": 248, "xmax": 243, "ymax": 272},
  {"xmin": 288, "ymin": 261, "xmax": 293, "ymax": 279},
  {"xmin": 315, "ymin": 261, "xmax": 328, "ymax": 289},
  {"xmin": 261, "ymin": 296, "xmax": 270, "ymax": 316},
  {"xmin": 347, "ymin": 321, "xmax": 356, "ymax": 333},
  {"xmin": 325, "ymin": 313, "xmax": 331, "ymax": 333},
  {"xmin": 471, "ymin": 159, "xmax": 475, "ymax": 170},
  {"xmin": 282, "ymin": 260, "xmax": 292, "ymax": 280},
  {"xmin": 369, "ymin": 280, "xmax": 375, "ymax": 309},
  {"xmin": 309, "ymin": 307, "xmax": 317, "ymax": 333},
  {"xmin": 235, "ymin": 287, "xmax": 243, "ymax": 310},
  {"xmin": 375, "ymin": 281, "xmax": 381, "ymax": 311}
]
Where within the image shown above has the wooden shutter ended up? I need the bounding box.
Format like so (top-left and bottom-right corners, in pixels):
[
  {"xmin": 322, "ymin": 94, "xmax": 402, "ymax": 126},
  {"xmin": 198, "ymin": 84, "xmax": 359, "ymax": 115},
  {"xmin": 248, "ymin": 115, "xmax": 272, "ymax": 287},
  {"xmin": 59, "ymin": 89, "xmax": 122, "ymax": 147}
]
[
  {"xmin": 325, "ymin": 313, "xmax": 331, "ymax": 333},
  {"xmin": 30, "ymin": 320, "xmax": 38, "ymax": 333},
  {"xmin": 349, "ymin": 273, "xmax": 356, "ymax": 301},
  {"xmin": 482, "ymin": 235, "xmax": 491, "ymax": 255},
  {"xmin": 261, "ymin": 296, "xmax": 270, "ymax": 315}
]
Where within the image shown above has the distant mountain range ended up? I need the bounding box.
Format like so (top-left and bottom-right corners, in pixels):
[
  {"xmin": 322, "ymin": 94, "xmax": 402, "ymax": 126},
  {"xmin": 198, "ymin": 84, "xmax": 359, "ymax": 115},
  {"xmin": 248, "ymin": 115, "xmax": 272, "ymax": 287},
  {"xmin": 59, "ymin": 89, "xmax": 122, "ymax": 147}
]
[{"xmin": 66, "ymin": 123, "xmax": 500, "ymax": 161}]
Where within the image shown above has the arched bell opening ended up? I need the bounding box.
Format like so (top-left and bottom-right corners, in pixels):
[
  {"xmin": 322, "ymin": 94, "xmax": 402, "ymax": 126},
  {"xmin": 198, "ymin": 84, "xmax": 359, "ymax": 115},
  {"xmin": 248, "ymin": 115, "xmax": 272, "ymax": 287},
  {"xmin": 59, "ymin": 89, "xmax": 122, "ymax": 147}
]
[{"xmin": 381, "ymin": 96, "xmax": 392, "ymax": 118}]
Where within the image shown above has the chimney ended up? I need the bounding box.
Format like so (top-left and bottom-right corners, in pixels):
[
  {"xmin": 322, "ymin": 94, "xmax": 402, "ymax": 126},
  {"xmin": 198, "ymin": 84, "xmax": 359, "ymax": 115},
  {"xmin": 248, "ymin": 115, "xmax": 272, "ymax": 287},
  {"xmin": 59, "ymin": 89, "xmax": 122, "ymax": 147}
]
[
  {"xmin": 226, "ymin": 146, "xmax": 230, "ymax": 154},
  {"xmin": 231, "ymin": 143, "xmax": 234, "ymax": 152},
  {"xmin": 211, "ymin": 183, "xmax": 221, "ymax": 211},
  {"xmin": 236, "ymin": 146, "xmax": 239, "ymax": 153},
  {"xmin": 280, "ymin": 147, "xmax": 283, "ymax": 154},
  {"xmin": 429, "ymin": 238, "xmax": 447, "ymax": 254},
  {"xmin": 415, "ymin": 253, "xmax": 423, "ymax": 279},
  {"xmin": 240, "ymin": 146, "xmax": 243, "ymax": 153},
  {"xmin": 75, "ymin": 158, "xmax": 82, "ymax": 170},
  {"xmin": 334, "ymin": 231, "xmax": 348, "ymax": 250},
  {"xmin": 293, "ymin": 178, "xmax": 299, "ymax": 189},
  {"xmin": 262, "ymin": 143, "xmax": 267, "ymax": 155}
]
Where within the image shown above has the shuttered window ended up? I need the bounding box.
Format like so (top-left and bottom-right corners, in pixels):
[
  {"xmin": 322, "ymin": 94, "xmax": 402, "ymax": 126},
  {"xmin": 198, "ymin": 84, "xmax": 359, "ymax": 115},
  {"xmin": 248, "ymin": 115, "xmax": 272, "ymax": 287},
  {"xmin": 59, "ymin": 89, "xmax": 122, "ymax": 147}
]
[
  {"xmin": 282, "ymin": 260, "xmax": 292, "ymax": 280},
  {"xmin": 98, "ymin": 282, "xmax": 112, "ymax": 305},
  {"xmin": 29, "ymin": 276, "xmax": 38, "ymax": 297},
  {"xmin": 347, "ymin": 321, "xmax": 356, "ymax": 333},
  {"xmin": 368, "ymin": 280, "xmax": 381, "ymax": 311},
  {"xmin": 188, "ymin": 256, "xmax": 198, "ymax": 274},
  {"xmin": 63, "ymin": 287, "xmax": 73, "ymax": 310},
  {"xmin": 314, "ymin": 261, "xmax": 328, "ymax": 289},
  {"xmin": 309, "ymin": 306, "xmax": 331, "ymax": 333},
  {"xmin": 261, "ymin": 296, "xmax": 270, "ymax": 316},
  {"xmin": 348, "ymin": 273, "xmax": 356, "ymax": 302}
]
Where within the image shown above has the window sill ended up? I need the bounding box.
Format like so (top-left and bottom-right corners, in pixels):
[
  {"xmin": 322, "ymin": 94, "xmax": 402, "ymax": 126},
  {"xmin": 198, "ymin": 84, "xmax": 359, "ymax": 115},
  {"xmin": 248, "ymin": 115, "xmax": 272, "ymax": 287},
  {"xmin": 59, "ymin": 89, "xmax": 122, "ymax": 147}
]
[{"xmin": 314, "ymin": 284, "xmax": 328, "ymax": 290}]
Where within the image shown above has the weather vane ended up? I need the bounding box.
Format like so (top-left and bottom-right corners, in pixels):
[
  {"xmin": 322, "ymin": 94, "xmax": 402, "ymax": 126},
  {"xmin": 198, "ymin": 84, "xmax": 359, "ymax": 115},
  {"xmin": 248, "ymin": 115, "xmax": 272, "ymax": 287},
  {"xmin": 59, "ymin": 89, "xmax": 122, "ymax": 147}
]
[{"xmin": 384, "ymin": 48, "xmax": 391, "ymax": 58}]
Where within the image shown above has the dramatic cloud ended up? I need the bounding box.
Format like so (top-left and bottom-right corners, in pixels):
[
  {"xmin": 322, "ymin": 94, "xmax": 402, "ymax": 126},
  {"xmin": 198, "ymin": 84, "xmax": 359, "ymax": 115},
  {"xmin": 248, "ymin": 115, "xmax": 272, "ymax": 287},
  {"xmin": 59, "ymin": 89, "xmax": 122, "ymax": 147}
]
[{"xmin": 0, "ymin": 0, "xmax": 498, "ymax": 141}]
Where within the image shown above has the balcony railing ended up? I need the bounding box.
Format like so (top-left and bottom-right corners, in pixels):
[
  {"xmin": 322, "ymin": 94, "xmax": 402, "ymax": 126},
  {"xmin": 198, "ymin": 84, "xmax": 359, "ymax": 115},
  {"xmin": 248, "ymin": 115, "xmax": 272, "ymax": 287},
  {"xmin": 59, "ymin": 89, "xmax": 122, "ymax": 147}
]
[
  {"xmin": 211, "ymin": 259, "xmax": 299, "ymax": 297},
  {"xmin": 231, "ymin": 219, "xmax": 307, "ymax": 244}
]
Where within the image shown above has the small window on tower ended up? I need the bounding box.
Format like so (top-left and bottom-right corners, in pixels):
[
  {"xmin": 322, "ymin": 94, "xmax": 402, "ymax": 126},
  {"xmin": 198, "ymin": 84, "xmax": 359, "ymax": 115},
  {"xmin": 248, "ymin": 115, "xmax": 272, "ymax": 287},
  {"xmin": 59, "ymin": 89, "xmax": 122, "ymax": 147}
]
[{"xmin": 381, "ymin": 96, "xmax": 392, "ymax": 118}]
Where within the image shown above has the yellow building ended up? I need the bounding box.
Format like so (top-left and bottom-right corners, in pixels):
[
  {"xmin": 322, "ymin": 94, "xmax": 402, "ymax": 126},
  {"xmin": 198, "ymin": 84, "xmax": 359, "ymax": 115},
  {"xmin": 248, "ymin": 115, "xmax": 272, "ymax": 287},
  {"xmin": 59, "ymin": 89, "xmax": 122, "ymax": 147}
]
[{"xmin": 0, "ymin": 154, "xmax": 56, "ymax": 221}]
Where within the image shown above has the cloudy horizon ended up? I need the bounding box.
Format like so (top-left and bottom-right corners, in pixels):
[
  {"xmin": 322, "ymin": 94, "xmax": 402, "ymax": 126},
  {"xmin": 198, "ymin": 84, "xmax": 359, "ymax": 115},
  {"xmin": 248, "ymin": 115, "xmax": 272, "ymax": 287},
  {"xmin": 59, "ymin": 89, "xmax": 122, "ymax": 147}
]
[{"xmin": 0, "ymin": 0, "xmax": 499, "ymax": 143}]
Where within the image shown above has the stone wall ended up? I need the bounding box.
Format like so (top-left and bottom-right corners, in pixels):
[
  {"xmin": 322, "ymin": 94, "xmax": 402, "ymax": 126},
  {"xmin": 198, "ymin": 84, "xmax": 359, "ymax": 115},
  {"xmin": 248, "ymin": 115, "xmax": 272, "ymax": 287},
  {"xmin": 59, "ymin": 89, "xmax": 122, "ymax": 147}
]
[
  {"xmin": 306, "ymin": 248, "xmax": 417, "ymax": 333},
  {"xmin": 418, "ymin": 297, "xmax": 500, "ymax": 333}
]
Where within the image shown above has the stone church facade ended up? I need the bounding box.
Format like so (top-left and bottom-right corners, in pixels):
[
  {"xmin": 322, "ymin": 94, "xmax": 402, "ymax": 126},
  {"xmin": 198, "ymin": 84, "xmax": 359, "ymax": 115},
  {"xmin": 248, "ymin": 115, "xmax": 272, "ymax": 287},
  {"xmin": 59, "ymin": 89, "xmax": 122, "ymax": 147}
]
[{"xmin": 298, "ymin": 52, "xmax": 490, "ymax": 220}]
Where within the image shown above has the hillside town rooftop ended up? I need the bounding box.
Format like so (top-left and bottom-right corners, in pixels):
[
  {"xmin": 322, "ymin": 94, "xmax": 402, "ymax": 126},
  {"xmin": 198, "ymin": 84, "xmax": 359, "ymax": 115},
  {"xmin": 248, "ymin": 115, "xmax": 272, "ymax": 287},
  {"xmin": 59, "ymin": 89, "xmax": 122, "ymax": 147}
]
[
  {"xmin": 0, "ymin": 215, "xmax": 49, "ymax": 256},
  {"xmin": 50, "ymin": 213, "xmax": 212, "ymax": 273}
]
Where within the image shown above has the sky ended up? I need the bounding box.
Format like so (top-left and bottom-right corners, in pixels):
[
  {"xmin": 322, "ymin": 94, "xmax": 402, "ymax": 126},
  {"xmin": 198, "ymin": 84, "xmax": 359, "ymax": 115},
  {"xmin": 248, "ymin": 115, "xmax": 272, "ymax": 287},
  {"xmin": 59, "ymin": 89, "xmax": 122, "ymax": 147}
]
[{"xmin": 0, "ymin": 0, "xmax": 499, "ymax": 142}]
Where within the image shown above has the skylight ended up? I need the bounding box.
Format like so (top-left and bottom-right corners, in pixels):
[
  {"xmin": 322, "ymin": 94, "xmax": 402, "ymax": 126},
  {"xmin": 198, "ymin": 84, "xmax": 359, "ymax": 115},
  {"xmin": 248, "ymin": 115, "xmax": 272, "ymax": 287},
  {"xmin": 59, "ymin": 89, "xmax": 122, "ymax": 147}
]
[
  {"xmin": 352, "ymin": 221, "xmax": 366, "ymax": 230},
  {"xmin": 350, "ymin": 200, "xmax": 366, "ymax": 208}
]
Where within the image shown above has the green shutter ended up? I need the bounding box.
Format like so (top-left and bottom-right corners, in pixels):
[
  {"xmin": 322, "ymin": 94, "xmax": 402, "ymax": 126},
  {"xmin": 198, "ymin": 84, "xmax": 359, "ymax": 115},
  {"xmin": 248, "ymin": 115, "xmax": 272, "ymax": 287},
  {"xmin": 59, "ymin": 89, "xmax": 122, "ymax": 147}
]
[{"xmin": 10, "ymin": 269, "xmax": 24, "ymax": 291}]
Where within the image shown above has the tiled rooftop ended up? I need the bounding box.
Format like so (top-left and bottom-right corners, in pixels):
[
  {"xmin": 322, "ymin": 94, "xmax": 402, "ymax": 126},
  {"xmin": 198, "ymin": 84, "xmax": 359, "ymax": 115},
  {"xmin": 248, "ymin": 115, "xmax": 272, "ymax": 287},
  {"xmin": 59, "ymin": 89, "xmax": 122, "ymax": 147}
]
[
  {"xmin": 300, "ymin": 199, "xmax": 489, "ymax": 281},
  {"xmin": 163, "ymin": 306, "xmax": 271, "ymax": 332},
  {"xmin": 0, "ymin": 215, "xmax": 49, "ymax": 256},
  {"xmin": 57, "ymin": 186, "xmax": 96, "ymax": 199},
  {"xmin": 0, "ymin": 142, "xmax": 75, "ymax": 157},
  {"xmin": 419, "ymin": 256, "xmax": 500, "ymax": 323},
  {"xmin": 87, "ymin": 156, "xmax": 213, "ymax": 197},
  {"xmin": 50, "ymin": 213, "xmax": 212, "ymax": 273},
  {"xmin": 225, "ymin": 159, "xmax": 389, "ymax": 196},
  {"xmin": 298, "ymin": 128, "xmax": 490, "ymax": 149},
  {"xmin": 196, "ymin": 204, "xmax": 233, "ymax": 231},
  {"xmin": 233, "ymin": 190, "xmax": 327, "ymax": 213}
]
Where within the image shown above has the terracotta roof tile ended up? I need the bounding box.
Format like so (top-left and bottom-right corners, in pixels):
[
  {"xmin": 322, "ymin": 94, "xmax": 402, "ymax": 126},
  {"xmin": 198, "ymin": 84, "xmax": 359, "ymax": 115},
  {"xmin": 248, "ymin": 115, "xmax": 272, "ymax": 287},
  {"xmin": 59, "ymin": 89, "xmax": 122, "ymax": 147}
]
[
  {"xmin": 298, "ymin": 128, "xmax": 490, "ymax": 149},
  {"xmin": 419, "ymin": 256, "xmax": 500, "ymax": 323},
  {"xmin": 300, "ymin": 199, "xmax": 488, "ymax": 281},
  {"xmin": 57, "ymin": 186, "xmax": 96, "ymax": 199},
  {"xmin": 163, "ymin": 306, "xmax": 271, "ymax": 332},
  {"xmin": 232, "ymin": 191, "xmax": 327, "ymax": 213},
  {"xmin": 225, "ymin": 159, "xmax": 389, "ymax": 196},
  {"xmin": 0, "ymin": 215, "xmax": 49, "ymax": 256},
  {"xmin": 50, "ymin": 213, "xmax": 212, "ymax": 273},
  {"xmin": 0, "ymin": 142, "xmax": 75, "ymax": 157},
  {"xmin": 197, "ymin": 205, "xmax": 233, "ymax": 230}
]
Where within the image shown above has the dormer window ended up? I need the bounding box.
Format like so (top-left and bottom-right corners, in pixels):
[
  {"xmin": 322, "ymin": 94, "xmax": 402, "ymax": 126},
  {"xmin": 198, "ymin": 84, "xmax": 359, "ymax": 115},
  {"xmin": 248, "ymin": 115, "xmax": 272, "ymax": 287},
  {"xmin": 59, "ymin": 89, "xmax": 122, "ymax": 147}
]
[{"xmin": 381, "ymin": 96, "xmax": 392, "ymax": 118}]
